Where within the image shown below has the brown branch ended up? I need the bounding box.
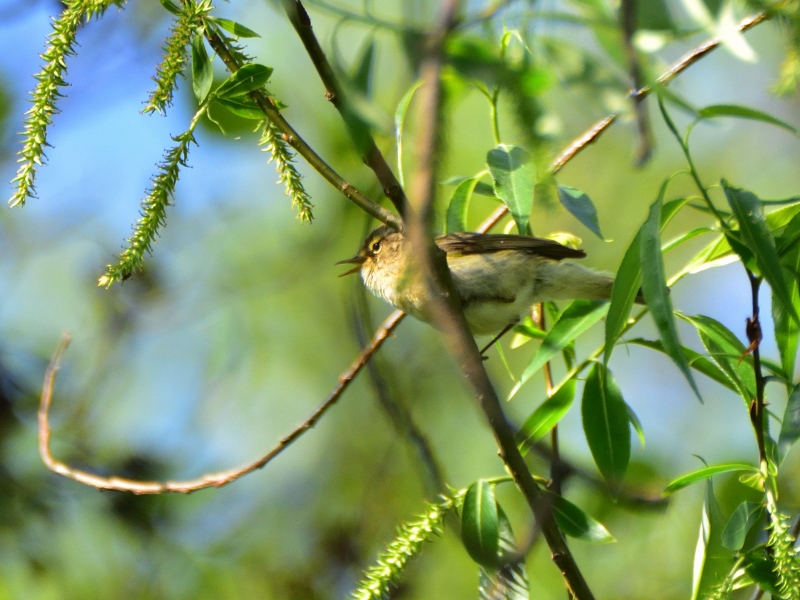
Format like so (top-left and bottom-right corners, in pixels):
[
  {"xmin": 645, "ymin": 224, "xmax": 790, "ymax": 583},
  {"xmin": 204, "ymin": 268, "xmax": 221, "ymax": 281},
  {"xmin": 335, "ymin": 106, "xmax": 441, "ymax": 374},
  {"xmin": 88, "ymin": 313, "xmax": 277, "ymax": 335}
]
[
  {"xmin": 38, "ymin": 312, "xmax": 405, "ymax": 494},
  {"xmin": 280, "ymin": 0, "xmax": 408, "ymax": 217},
  {"xmin": 745, "ymin": 270, "xmax": 767, "ymax": 466},
  {"xmin": 630, "ymin": 11, "xmax": 768, "ymax": 100},
  {"xmin": 498, "ymin": 11, "xmax": 769, "ymax": 230},
  {"xmin": 620, "ymin": 0, "xmax": 653, "ymax": 166},
  {"xmin": 403, "ymin": 1, "xmax": 594, "ymax": 597},
  {"xmin": 203, "ymin": 25, "xmax": 402, "ymax": 229}
]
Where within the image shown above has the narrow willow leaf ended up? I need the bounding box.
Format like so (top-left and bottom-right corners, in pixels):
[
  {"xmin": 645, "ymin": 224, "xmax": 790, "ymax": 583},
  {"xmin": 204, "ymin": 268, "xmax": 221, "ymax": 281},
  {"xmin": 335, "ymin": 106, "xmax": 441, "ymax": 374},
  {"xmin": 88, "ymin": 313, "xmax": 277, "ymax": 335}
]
[
  {"xmin": 663, "ymin": 463, "xmax": 757, "ymax": 495},
  {"xmin": 509, "ymin": 319, "xmax": 546, "ymax": 349},
  {"xmin": 516, "ymin": 379, "xmax": 576, "ymax": 452},
  {"xmin": 351, "ymin": 37, "xmax": 376, "ymax": 96},
  {"xmin": 208, "ymin": 17, "xmax": 260, "ymax": 38},
  {"xmin": 743, "ymin": 549, "xmax": 782, "ymax": 596},
  {"xmin": 605, "ymin": 231, "xmax": 641, "ymax": 366},
  {"xmin": 679, "ymin": 314, "xmax": 756, "ymax": 402},
  {"xmin": 550, "ymin": 493, "xmax": 615, "ymax": 544},
  {"xmin": 487, "ymin": 145, "xmax": 535, "ymax": 234},
  {"xmin": 214, "ymin": 97, "xmax": 265, "ymax": 120},
  {"xmin": 779, "ymin": 383, "xmax": 800, "ymax": 462},
  {"xmin": 641, "ymin": 194, "xmax": 702, "ymax": 401},
  {"xmin": 191, "ymin": 31, "xmax": 213, "ymax": 103},
  {"xmin": 395, "ymin": 80, "xmax": 423, "ymax": 188},
  {"xmin": 441, "ymin": 176, "xmax": 496, "ymax": 198},
  {"xmin": 557, "ymin": 185, "xmax": 606, "ymax": 240},
  {"xmin": 582, "ymin": 363, "xmax": 630, "ymax": 486},
  {"xmin": 697, "ymin": 104, "xmax": 798, "ymax": 135},
  {"xmin": 627, "ymin": 404, "xmax": 645, "ymax": 448},
  {"xmin": 605, "ymin": 196, "xmax": 691, "ymax": 365},
  {"xmin": 446, "ymin": 178, "xmax": 479, "ymax": 233},
  {"xmin": 215, "ymin": 63, "xmax": 273, "ymax": 100},
  {"xmin": 773, "ymin": 264, "xmax": 800, "ymax": 382},
  {"xmin": 692, "ymin": 481, "xmax": 735, "ymax": 600},
  {"xmin": 724, "ymin": 180, "xmax": 799, "ymax": 325},
  {"xmin": 479, "ymin": 506, "xmax": 529, "ymax": 599},
  {"xmin": 158, "ymin": 0, "xmax": 182, "ymax": 15},
  {"xmin": 510, "ymin": 300, "xmax": 608, "ymax": 399},
  {"xmin": 626, "ymin": 338, "xmax": 738, "ymax": 393},
  {"xmin": 462, "ymin": 481, "xmax": 500, "ymax": 568},
  {"xmin": 721, "ymin": 502, "xmax": 762, "ymax": 551}
]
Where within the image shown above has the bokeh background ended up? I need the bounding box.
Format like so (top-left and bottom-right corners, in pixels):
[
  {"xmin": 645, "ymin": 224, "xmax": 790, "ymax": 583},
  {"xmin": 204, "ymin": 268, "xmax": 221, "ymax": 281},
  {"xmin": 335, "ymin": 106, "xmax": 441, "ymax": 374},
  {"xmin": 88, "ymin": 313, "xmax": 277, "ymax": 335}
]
[{"xmin": 0, "ymin": 0, "xmax": 799, "ymax": 598}]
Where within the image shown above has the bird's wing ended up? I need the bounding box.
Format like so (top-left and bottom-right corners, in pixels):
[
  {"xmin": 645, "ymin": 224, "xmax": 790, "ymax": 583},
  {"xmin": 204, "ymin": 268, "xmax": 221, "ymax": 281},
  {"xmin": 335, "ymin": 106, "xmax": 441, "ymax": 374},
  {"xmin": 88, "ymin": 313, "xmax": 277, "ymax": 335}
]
[{"xmin": 436, "ymin": 232, "xmax": 586, "ymax": 261}]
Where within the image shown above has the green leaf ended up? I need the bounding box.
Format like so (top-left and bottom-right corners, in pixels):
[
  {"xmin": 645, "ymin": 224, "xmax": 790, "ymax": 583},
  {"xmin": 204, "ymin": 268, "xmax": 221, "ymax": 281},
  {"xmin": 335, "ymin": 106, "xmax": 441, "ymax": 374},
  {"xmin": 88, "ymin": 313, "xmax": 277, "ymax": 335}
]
[
  {"xmin": 742, "ymin": 549, "xmax": 782, "ymax": 596},
  {"xmin": 462, "ymin": 481, "xmax": 500, "ymax": 568},
  {"xmin": 551, "ymin": 494, "xmax": 615, "ymax": 544},
  {"xmin": 721, "ymin": 501, "xmax": 762, "ymax": 551},
  {"xmin": 605, "ymin": 196, "xmax": 691, "ymax": 365},
  {"xmin": 395, "ymin": 80, "xmax": 423, "ymax": 189},
  {"xmin": 679, "ymin": 314, "xmax": 756, "ymax": 402},
  {"xmin": 773, "ymin": 255, "xmax": 800, "ymax": 382},
  {"xmin": 697, "ymin": 104, "xmax": 798, "ymax": 135},
  {"xmin": 626, "ymin": 338, "xmax": 738, "ymax": 393},
  {"xmin": 213, "ymin": 97, "xmax": 265, "ymax": 120},
  {"xmin": 641, "ymin": 194, "xmax": 702, "ymax": 402},
  {"xmin": 627, "ymin": 403, "xmax": 645, "ymax": 448},
  {"xmin": 487, "ymin": 145, "xmax": 535, "ymax": 234},
  {"xmin": 446, "ymin": 178, "xmax": 479, "ymax": 233},
  {"xmin": 778, "ymin": 383, "xmax": 800, "ymax": 463},
  {"xmin": 692, "ymin": 481, "xmax": 735, "ymax": 600},
  {"xmin": 208, "ymin": 17, "xmax": 261, "ymax": 38},
  {"xmin": 582, "ymin": 363, "xmax": 630, "ymax": 487},
  {"xmin": 723, "ymin": 180, "xmax": 800, "ymax": 325},
  {"xmin": 663, "ymin": 463, "xmax": 758, "ymax": 495},
  {"xmin": 158, "ymin": 0, "xmax": 182, "ymax": 15},
  {"xmin": 516, "ymin": 379, "xmax": 576, "ymax": 453},
  {"xmin": 441, "ymin": 176, "xmax": 496, "ymax": 198},
  {"xmin": 510, "ymin": 300, "xmax": 609, "ymax": 399},
  {"xmin": 478, "ymin": 506, "xmax": 529, "ymax": 599},
  {"xmin": 215, "ymin": 63, "xmax": 273, "ymax": 100},
  {"xmin": 351, "ymin": 37, "xmax": 376, "ymax": 96},
  {"xmin": 191, "ymin": 32, "xmax": 213, "ymax": 103},
  {"xmin": 557, "ymin": 185, "xmax": 606, "ymax": 240},
  {"xmin": 605, "ymin": 231, "xmax": 642, "ymax": 365}
]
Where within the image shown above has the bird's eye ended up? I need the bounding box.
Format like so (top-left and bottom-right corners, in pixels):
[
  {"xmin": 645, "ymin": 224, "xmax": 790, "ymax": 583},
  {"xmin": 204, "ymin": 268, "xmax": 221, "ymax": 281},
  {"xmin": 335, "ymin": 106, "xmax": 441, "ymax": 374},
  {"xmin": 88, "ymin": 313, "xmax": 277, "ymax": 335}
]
[{"xmin": 371, "ymin": 241, "xmax": 381, "ymax": 253}]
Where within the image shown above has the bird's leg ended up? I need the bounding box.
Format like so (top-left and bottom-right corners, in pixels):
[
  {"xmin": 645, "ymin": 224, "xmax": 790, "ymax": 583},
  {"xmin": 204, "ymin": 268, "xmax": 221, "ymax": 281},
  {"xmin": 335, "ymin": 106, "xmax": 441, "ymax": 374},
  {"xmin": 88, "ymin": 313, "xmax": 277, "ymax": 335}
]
[{"xmin": 479, "ymin": 323, "xmax": 516, "ymax": 358}]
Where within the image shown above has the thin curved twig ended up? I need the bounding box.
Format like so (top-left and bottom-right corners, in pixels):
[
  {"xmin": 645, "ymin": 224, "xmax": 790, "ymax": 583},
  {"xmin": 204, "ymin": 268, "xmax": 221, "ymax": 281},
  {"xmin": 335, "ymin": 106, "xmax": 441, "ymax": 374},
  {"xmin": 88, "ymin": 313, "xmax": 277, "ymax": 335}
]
[{"xmin": 38, "ymin": 312, "xmax": 405, "ymax": 494}]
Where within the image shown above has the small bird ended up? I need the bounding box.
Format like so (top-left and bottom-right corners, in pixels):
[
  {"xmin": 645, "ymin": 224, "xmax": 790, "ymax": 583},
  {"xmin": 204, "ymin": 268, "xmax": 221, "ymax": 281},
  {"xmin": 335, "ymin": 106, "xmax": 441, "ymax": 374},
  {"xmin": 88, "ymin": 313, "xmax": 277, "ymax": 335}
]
[{"xmin": 339, "ymin": 225, "xmax": 625, "ymax": 336}]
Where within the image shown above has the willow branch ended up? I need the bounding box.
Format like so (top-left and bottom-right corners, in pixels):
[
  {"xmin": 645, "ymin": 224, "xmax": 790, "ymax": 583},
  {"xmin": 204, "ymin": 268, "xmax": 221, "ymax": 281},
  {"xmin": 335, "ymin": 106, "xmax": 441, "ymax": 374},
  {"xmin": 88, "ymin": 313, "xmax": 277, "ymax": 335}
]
[
  {"xmin": 280, "ymin": 0, "xmax": 408, "ymax": 217},
  {"xmin": 404, "ymin": 1, "xmax": 594, "ymax": 597},
  {"xmin": 203, "ymin": 26, "xmax": 402, "ymax": 229},
  {"xmin": 38, "ymin": 312, "xmax": 404, "ymax": 494}
]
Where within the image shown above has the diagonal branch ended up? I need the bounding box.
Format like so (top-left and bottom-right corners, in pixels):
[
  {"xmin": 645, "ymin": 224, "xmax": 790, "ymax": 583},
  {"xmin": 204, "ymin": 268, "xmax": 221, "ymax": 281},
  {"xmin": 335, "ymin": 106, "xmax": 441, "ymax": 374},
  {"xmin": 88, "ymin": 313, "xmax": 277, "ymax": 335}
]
[
  {"xmin": 203, "ymin": 25, "xmax": 402, "ymax": 229},
  {"xmin": 403, "ymin": 1, "xmax": 594, "ymax": 598},
  {"xmin": 279, "ymin": 0, "xmax": 408, "ymax": 217}
]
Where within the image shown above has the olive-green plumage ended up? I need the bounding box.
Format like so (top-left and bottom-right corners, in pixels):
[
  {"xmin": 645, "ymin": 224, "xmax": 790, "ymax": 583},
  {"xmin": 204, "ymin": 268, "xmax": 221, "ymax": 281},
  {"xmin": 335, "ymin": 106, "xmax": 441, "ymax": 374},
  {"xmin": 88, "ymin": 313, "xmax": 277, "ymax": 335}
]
[{"xmin": 340, "ymin": 226, "xmax": 623, "ymax": 335}]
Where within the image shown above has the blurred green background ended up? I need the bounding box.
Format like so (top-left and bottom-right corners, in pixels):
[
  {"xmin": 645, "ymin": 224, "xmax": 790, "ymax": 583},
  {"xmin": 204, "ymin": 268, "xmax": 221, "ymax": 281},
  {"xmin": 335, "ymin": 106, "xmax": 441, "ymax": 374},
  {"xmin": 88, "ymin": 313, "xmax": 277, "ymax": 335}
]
[{"xmin": 1, "ymin": 0, "xmax": 799, "ymax": 598}]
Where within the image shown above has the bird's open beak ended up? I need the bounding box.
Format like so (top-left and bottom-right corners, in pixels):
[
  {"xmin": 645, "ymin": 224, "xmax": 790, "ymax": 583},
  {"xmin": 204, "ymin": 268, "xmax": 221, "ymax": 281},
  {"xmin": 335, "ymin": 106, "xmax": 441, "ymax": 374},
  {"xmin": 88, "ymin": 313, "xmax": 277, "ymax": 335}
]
[{"xmin": 336, "ymin": 255, "xmax": 366, "ymax": 277}]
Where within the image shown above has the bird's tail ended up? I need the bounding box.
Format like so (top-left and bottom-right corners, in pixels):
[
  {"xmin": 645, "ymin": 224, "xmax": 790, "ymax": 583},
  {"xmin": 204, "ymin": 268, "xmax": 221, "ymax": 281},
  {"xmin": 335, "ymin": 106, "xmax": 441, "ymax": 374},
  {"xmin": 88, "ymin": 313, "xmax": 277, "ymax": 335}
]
[{"xmin": 537, "ymin": 262, "xmax": 647, "ymax": 304}]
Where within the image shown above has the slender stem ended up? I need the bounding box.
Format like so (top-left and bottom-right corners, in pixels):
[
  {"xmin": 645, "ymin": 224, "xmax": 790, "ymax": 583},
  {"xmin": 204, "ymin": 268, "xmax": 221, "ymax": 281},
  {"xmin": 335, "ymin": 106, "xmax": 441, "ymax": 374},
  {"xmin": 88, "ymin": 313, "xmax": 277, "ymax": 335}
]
[
  {"xmin": 404, "ymin": 1, "xmax": 595, "ymax": 597},
  {"xmin": 746, "ymin": 270, "xmax": 767, "ymax": 465},
  {"xmin": 279, "ymin": 0, "xmax": 408, "ymax": 217},
  {"xmin": 620, "ymin": 0, "xmax": 652, "ymax": 166},
  {"xmin": 203, "ymin": 25, "xmax": 402, "ymax": 229},
  {"xmin": 536, "ymin": 306, "xmax": 562, "ymax": 495}
]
